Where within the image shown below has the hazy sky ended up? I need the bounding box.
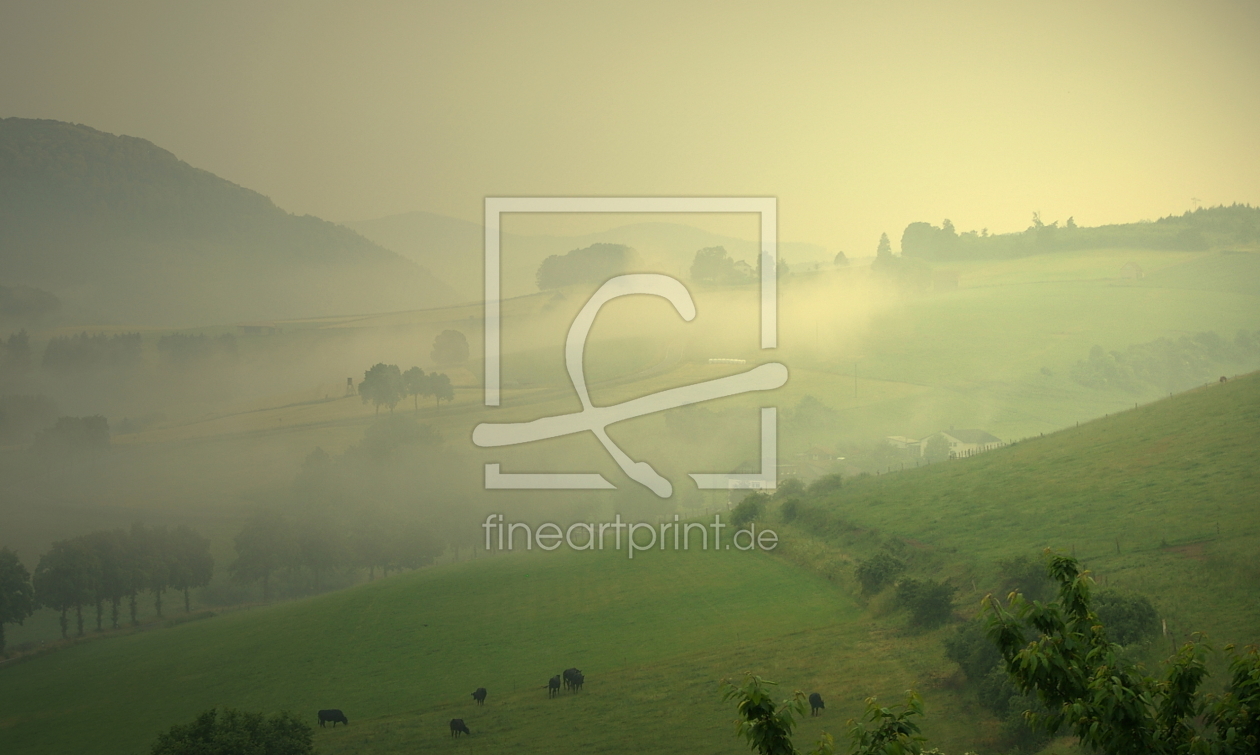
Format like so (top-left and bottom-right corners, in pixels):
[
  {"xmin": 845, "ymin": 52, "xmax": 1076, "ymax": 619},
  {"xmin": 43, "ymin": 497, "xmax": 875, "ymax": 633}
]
[{"xmin": 3, "ymin": 0, "xmax": 1258, "ymax": 254}]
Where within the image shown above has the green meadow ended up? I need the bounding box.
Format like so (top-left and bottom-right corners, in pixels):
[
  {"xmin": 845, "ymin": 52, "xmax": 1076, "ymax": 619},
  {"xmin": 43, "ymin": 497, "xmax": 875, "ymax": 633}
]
[
  {"xmin": 2, "ymin": 374, "xmax": 1257, "ymax": 754},
  {"xmin": 2, "ymin": 246, "xmax": 1259, "ymax": 754}
]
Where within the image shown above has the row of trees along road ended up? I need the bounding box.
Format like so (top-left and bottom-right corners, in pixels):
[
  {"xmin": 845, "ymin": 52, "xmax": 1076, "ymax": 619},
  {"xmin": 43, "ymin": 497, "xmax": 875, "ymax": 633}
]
[
  {"xmin": 359, "ymin": 363, "xmax": 454, "ymax": 414},
  {"xmin": 0, "ymin": 524, "xmax": 213, "ymax": 651}
]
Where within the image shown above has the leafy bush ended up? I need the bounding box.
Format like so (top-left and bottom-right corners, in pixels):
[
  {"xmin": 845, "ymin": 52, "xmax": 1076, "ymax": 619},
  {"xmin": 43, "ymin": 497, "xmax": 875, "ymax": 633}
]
[
  {"xmin": 150, "ymin": 707, "xmax": 313, "ymax": 755},
  {"xmin": 996, "ymin": 554, "xmax": 1054, "ymax": 603},
  {"xmin": 1093, "ymin": 589, "xmax": 1158, "ymax": 645},
  {"xmin": 854, "ymin": 553, "xmax": 905, "ymax": 596},
  {"xmin": 895, "ymin": 578, "xmax": 957, "ymax": 628},
  {"xmin": 772, "ymin": 478, "xmax": 805, "ymax": 500},
  {"xmin": 943, "ymin": 620, "xmax": 1002, "ymax": 684},
  {"xmin": 806, "ymin": 473, "xmax": 843, "ymax": 497},
  {"xmin": 985, "ymin": 553, "xmax": 1260, "ymax": 755},
  {"xmin": 730, "ymin": 493, "xmax": 767, "ymax": 528}
]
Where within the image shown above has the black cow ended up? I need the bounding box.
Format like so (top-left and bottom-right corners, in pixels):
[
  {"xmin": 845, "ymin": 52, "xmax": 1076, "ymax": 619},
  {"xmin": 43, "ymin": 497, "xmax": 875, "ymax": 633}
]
[
  {"xmin": 808, "ymin": 693, "xmax": 825, "ymax": 716},
  {"xmin": 572, "ymin": 672, "xmax": 584, "ymax": 692},
  {"xmin": 472, "ymin": 687, "xmax": 487, "ymax": 706},
  {"xmin": 450, "ymin": 718, "xmax": 471, "ymax": 738},
  {"xmin": 548, "ymin": 675, "xmax": 561, "ymax": 698},
  {"xmin": 563, "ymin": 667, "xmax": 582, "ymax": 692},
  {"xmin": 317, "ymin": 709, "xmax": 349, "ymax": 728}
]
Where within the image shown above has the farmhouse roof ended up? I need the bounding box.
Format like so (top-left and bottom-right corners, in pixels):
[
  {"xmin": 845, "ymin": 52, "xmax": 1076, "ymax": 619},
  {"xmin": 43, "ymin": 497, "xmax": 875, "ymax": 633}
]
[{"xmin": 943, "ymin": 428, "xmax": 1001, "ymax": 444}]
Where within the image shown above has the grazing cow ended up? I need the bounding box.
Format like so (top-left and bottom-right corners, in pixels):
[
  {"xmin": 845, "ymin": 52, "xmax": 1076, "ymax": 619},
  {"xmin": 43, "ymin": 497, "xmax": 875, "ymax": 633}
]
[
  {"xmin": 472, "ymin": 687, "xmax": 487, "ymax": 706},
  {"xmin": 808, "ymin": 693, "xmax": 825, "ymax": 716},
  {"xmin": 450, "ymin": 718, "xmax": 471, "ymax": 738},
  {"xmin": 563, "ymin": 667, "xmax": 582, "ymax": 692},
  {"xmin": 572, "ymin": 672, "xmax": 584, "ymax": 692},
  {"xmin": 548, "ymin": 675, "xmax": 562, "ymax": 698},
  {"xmin": 317, "ymin": 709, "xmax": 349, "ymax": 728},
  {"xmin": 1220, "ymin": 376, "xmax": 1228, "ymax": 383}
]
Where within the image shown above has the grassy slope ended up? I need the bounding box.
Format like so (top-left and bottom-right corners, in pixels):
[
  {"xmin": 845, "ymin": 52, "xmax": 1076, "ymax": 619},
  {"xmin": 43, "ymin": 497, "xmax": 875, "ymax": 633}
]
[
  {"xmin": 2, "ymin": 373, "xmax": 1257, "ymax": 754},
  {"xmin": 0, "ymin": 544, "xmax": 983, "ymax": 754},
  {"xmin": 5, "ymin": 248, "xmax": 1259, "ymax": 648},
  {"xmin": 788, "ymin": 370, "xmax": 1260, "ymax": 646}
]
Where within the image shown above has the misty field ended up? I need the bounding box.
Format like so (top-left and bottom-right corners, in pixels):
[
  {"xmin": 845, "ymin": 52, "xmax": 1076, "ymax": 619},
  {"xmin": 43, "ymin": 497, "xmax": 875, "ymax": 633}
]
[
  {"xmin": 2, "ymin": 244, "xmax": 1259, "ymax": 755},
  {"xmin": 2, "ymin": 373, "xmax": 1256, "ymax": 753}
]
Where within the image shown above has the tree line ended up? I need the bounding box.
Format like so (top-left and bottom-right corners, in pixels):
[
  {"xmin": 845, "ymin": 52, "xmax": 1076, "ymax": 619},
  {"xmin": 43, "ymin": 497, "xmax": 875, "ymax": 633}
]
[
  {"xmin": 227, "ymin": 415, "xmax": 478, "ymax": 602},
  {"xmin": 359, "ymin": 362, "xmax": 454, "ymax": 414},
  {"xmin": 0, "ymin": 524, "xmax": 212, "ymax": 653},
  {"xmin": 1070, "ymin": 329, "xmax": 1260, "ymax": 394},
  {"xmin": 899, "ymin": 204, "xmax": 1260, "ymax": 261}
]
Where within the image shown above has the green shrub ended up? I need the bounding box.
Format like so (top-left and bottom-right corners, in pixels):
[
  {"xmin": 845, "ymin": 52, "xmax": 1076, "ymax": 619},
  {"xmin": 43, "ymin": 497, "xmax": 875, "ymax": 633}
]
[
  {"xmin": 895, "ymin": 578, "xmax": 957, "ymax": 628},
  {"xmin": 150, "ymin": 707, "xmax": 313, "ymax": 755},
  {"xmin": 730, "ymin": 493, "xmax": 767, "ymax": 528},
  {"xmin": 772, "ymin": 478, "xmax": 805, "ymax": 500},
  {"xmin": 854, "ymin": 553, "xmax": 905, "ymax": 595},
  {"xmin": 806, "ymin": 473, "xmax": 843, "ymax": 497},
  {"xmin": 943, "ymin": 620, "xmax": 1002, "ymax": 683},
  {"xmin": 996, "ymin": 554, "xmax": 1054, "ymax": 603},
  {"xmin": 1093, "ymin": 590, "xmax": 1159, "ymax": 645}
]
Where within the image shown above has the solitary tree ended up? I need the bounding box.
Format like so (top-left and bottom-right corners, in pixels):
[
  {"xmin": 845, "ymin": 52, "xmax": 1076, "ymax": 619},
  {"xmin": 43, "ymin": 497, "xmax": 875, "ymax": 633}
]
[
  {"xmin": 359, "ymin": 363, "xmax": 404, "ymax": 414},
  {"xmin": 0, "ymin": 547, "xmax": 36, "ymax": 655},
  {"xmin": 431, "ymin": 330, "xmax": 469, "ymax": 367},
  {"xmin": 876, "ymin": 233, "xmax": 892, "ymax": 259}
]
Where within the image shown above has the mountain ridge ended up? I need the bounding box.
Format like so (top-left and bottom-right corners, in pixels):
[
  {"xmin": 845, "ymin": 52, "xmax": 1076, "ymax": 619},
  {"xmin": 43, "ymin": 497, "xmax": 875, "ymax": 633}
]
[{"xmin": 0, "ymin": 118, "xmax": 460, "ymax": 327}]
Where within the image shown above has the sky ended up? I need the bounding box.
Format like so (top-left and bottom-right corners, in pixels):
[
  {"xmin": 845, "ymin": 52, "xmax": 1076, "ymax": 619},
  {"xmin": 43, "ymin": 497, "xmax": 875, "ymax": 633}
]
[{"xmin": 3, "ymin": 0, "xmax": 1259, "ymax": 255}]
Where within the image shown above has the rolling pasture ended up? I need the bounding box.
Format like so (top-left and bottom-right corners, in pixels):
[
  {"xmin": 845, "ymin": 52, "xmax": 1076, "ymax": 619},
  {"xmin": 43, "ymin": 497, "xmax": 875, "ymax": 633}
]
[
  {"xmin": 1, "ymin": 246, "xmax": 1258, "ymax": 754},
  {"xmin": 0, "ymin": 538, "xmax": 980, "ymax": 754},
  {"xmin": 1, "ymin": 373, "xmax": 1256, "ymax": 753}
]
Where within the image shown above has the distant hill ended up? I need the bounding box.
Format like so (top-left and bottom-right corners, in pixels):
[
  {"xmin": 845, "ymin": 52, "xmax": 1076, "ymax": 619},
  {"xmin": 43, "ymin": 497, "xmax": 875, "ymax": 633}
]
[
  {"xmin": 347, "ymin": 211, "xmax": 830, "ymax": 302},
  {"xmin": 900, "ymin": 204, "xmax": 1260, "ymax": 261},
  {"xmin": 0, "ymin": 118, "xmax": 459, "ymax": 326}
]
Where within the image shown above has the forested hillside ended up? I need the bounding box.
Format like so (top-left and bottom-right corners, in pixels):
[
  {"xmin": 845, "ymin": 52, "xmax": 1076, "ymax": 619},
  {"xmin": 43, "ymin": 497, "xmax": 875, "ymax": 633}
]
[{"xmin": 0, "ymin": 119, "xmax": 459, "ymax": 326}]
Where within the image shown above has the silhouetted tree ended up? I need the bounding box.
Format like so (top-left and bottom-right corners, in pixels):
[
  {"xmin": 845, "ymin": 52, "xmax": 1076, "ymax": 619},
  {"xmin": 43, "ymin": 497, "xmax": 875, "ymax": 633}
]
[
  {"xmin": 230, "ymin": 510, "xmax": 292, "ymax": 602},
  {"xmin": 168, "ymin": 526, "xmax": 214, "ymax": 613},
  {"xmin": 535, "ymin": 243, "xmax": 639, "ymax": 290},
  {"xmin": 403, "ymin": 365, "xmax": 428, "ymax": 412},
  {"xmin": 33, "ymin": 538, "xmax": 99, "ymax": 638},
  {"xmin": 431, "ymin": 330, "xmax": 469, "ymax": 367},
  {"xmin": 132, "ymin": 524, "xmax": 173, "ymax": 618},
  {"xmin": 876, "ymin": 232, "xmax": 892, "ymax": 260},
  {"xmin": 359, "ymin": 363, "xmax": 404, "ymax": 414},
  {"xmin": 0, "ymin": 547, "xmax": 36, "ymax": 655},
  {"xmin": 428, "ymin": 372, "xmax": 454, "ymax": 413},
  {"xmin": 691, "ymin": 246, "xmax": 754, "ymax": 285},
  {"xmin": 81, "ymin": 530, "xmax": 128, "ymax": 630}
]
